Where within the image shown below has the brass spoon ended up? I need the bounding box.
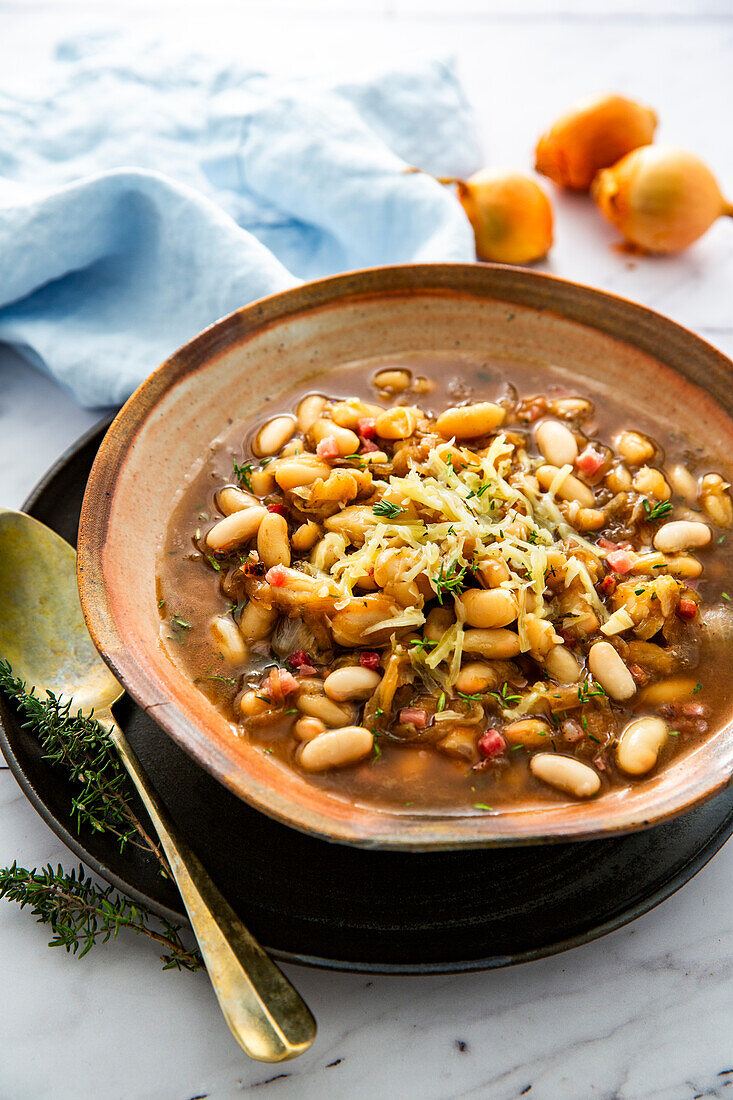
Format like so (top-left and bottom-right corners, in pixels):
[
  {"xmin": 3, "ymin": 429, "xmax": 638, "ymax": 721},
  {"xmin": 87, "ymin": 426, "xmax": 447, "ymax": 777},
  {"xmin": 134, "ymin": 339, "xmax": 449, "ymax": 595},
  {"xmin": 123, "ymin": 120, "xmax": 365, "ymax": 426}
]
[{"xmin": 0, "ymin": 507, "xmax": 316, "ymax": 1062}]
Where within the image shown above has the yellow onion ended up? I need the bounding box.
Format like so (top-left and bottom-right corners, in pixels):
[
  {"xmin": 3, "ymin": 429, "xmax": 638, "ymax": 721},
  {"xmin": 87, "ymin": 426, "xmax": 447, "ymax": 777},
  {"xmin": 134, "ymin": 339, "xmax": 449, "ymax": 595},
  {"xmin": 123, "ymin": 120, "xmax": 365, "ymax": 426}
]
[
  {"xmin": 592, "ymin": 145, "xmax": 733, "ymax": 253},
  {"xmin": 535, "ymin": 93, "xmax": 658, "ymax": 191},
  {"xmin": 456, "ymin": 169, "xmax": 553, "ymax": 265}
]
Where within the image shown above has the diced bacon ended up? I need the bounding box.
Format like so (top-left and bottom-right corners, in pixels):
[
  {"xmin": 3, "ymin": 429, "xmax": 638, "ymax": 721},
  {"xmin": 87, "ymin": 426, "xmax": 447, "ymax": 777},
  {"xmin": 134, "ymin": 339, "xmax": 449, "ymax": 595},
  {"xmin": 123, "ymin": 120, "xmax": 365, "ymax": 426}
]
[
  {"xmin": 478, "ymin": 729, "xmax": 506, "ymax": 758},
  {"xmin": 358, "ymin": 417, "xmax": 376, "ymax": 439},
  {"xmin": 598, "ymin": 537, "xmax": 618, "ymax": 552},
  {"xmin": 287, "ymin": 650, "xmax": 317, "ymax": 676},
  {"xmin": 618, "ymin": 541, "xmax": 635, "ymax": 552},
  {"xmin": 676, "ymin": 597, "xmax": 698, "ymax": 621},
  {"xmin": 267, "ymin": 503, "xmax": 287, "ymax": 516},
  {"xmin": 359, "ymin": 438, "xmax": 379, "ymax": 453},
  {"xmin": 575, "ymin": 447, "xmax": 605, "ymax": 477},
  {"xmin": 316, "ymin": 436, "xmax": 340, "ymax": 459},
  {"xmin": 266, "ymin": 564, "xmax": 289, "ymax": 587},
  {"xmin": 265, "ymin": 667, "xmax": 299, "ymax": 702},
  {"xmin": 399, "ymin": 707, "xmax": 428, "ymax": 728},
  {"xmin": 599, "ymin": 574, "xmax": 617, "ymax": 596},
  {"xmin": 360, "ymin": 651, "xmax": 381, "ymax": 671},
  {"xmin": 606, "ymin": 549, "xmax": 635, "ymax": 575}
]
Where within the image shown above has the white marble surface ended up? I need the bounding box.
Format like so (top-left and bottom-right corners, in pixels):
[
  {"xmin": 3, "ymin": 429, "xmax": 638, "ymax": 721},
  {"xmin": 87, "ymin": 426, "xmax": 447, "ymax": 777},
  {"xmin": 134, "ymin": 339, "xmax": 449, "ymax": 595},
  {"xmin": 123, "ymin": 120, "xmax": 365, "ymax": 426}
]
[{"xmin": 1, "ymin": 2, "xmax": 733, "ymax": 1098}]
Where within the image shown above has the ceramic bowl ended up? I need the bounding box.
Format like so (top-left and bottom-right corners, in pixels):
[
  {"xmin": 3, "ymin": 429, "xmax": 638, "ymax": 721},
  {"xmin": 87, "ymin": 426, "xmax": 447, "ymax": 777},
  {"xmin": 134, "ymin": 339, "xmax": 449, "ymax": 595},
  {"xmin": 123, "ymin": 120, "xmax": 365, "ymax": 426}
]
[{"xmin": 77, "ymin": 263, "xmax": 733, "ymax": 849}]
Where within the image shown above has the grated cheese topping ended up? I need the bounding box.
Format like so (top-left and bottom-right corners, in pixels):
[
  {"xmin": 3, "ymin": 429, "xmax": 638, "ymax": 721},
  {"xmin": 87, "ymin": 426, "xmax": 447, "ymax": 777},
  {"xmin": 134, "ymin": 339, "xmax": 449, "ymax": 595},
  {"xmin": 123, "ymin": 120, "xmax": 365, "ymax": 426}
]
[{"xmin": 302, "ymin": 431, "xmax": 607, "ymax": 691}]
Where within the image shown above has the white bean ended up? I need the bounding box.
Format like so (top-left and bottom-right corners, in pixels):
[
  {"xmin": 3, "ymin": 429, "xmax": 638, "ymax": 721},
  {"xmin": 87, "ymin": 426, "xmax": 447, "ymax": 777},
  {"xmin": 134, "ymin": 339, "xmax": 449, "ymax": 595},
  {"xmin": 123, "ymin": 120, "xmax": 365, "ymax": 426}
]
[
  {"xmin": 462, "ymin": 629, "xmax": 522, "ymax": 659},
  {"xmin": 544, "ymin": 644, "xmax": 582, "ymax": 683},
  {"xmin": 457, "ymin": 588, "xmax": 517, "ymax": 628},
  {"xmin": 254, "ymin": 415, "xmax": 296, "ymax": 457},
  {"xmin": 323, "ymin": 666, "xmax": 381, "ymax": 702},
  {"xmin": 296, "ymin": 693, "xmax": 353, "ymax": 727},
  {"xmin": 257, "ymin": 512, "xmax": 291, "ymax": 568},
  {"xmin": 373, "ymin": 368, "xmax": 411, "ymax": 393},
  {"xmin": 293, "ymin": 716, "xmax": 327, "ymax": 742},
  {"xmin": 536, "ymin": 420, "xmax": 578, "ymax": 467},
  {"xmin": 298, "ymin": 726, "xmax": 374, "ymax": 771},
  {"xmin": 205, "ymin": 506, "xmax": 267, "ymax": 550},
  {"xmin": 536, "ymin": 465, "xmax": 595, "ymax": 508},
  {"xmin": 653, "ymin": 520, "xmax": 712, "ymax": 553},
  {"xmin": 274, "ymin": 457, "xmax": 331, "ymax": 491},
  {"xmin": 617, "ymin": 716, "xmax": 668, "ymax": 776},
  {"xmin": 209, "ymin": 616, "xmax": 247, "ymax": 664},
  {"xmin": 530, "ymin": 753, "xmax": 601, "ymax": 798},
  {"xmin": 297, "ymin": 394, "xmax": 327, "ymax": 433},
  {"xmin": 667, "ymin": 464, "xmax": 698, "ymax": 504},
  {"xmin": 588, "ymin": 641, "xmax": 636, "ymax": 701},
  {"xmin": 216, "ymin": 486, "xmax": 259, "ymax": 515}
]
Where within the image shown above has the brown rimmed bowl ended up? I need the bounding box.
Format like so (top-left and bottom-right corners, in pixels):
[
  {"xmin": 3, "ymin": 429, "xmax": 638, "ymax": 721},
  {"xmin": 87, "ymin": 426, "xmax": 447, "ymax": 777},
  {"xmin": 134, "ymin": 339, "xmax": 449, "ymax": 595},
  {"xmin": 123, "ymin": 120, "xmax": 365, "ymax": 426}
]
[{"xmin": 78, "ymin": 263, "xmax": 733, "ymax": 850}]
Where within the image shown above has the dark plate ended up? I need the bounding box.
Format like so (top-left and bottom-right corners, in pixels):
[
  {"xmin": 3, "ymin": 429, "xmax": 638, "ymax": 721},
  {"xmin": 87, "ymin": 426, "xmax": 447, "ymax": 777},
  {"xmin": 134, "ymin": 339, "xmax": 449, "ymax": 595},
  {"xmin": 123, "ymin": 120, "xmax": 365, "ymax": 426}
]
[{"xmin": 1, "ymin": 422, "xmax": 732, "ymax": 973}]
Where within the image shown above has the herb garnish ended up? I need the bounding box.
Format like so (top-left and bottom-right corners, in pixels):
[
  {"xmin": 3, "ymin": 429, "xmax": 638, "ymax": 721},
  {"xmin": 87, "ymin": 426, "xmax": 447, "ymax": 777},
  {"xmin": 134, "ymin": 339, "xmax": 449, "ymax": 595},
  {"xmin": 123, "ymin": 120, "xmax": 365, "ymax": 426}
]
[
  {"xmin": 434, "ymin": 559, "xmax": 468, "ymax": 604},
  {"xmin": 372, "ymin": 499, "xmax": 402, "ymax": 519},
  {"xmin": 474, "ymin": 803, "xmax": 493, "ymax": 811},
  {"xmin": 693, "ymin": 682, "xmax": 702, "ymax": 694},
  {"xmin": 437, "ymin": 692, "xmax": 446, "ymax": 713},
  {"xmin": 642, "ymin": 498, "xmax": 673, "ymax": 522},
  {"xmin": 169, "ymin": 615, "xmax": 192, "ymax": 639},
  {"xmin": 232, "ymin": 459, "xmax": 253, "ymax": 489},
  {"xmin": 487, "ymin": 683, "xmax": 522, "ymax": 708},
  {"xmin": 409, "ymin": 638, "xmax": 438, "ymax": 654}
]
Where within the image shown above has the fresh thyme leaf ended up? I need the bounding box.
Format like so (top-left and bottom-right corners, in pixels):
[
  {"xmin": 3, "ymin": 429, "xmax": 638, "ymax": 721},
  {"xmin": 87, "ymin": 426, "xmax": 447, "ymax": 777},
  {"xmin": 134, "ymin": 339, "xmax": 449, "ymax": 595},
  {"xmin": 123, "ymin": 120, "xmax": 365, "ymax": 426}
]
[
  {"xmin": 668, "ymin": 729, "xmax": 680, "ymax": 736},
  {"xmin": 206, "ymin": 555, "xmax": 222, "ymax": 572},
  {"xmin": 372, "ymin": 741, "xmax": 382, "ymax": 761},
  {"xmin": 642, "ymin": 498, "xmax": 673, "ymax": 522},
  {"xmin": 408, "ymin": 638, "xmax": 438, "ymax": 654},
  {"xmin": 284, "ymin": 707, "xmax": 298, "ymax": 715},
  {"xmin": 437, "ymin": 692, "xmax": 446, "ymax": 713},
  {"xmin": 232, "ymin": 459, "xmax": 253, "ymax": 490},
  {"xmin": 372, "ymin": 499, "xmax": 402, "ymax": 519},
  {"xmin": 473, "ymin": 803, "xmax": 493, "ymax": 811},
  {"xmin": 170, "ymin": 615, "xmax": 191, "ymax": 632},
  {"xmin": 487, "ymin": 683, "xmax": 521, "ymax": 707},
  {"xmin": 204, "ymin": 675, "xmax": 237, "ymax": 686},
  {"xmin": 466, "ymin": 483, "xmax": 491, "ymax": 501},
  {"xmin": 587, "ymin": 733, "xmax": 601, "ymax": 743},
  {"xmin": 0, "ymin": 864, "xmax": 202, "ymax": 972},
  {"xmin": 434, "ymin": 558, "xmax": 468, "ymax": 604},
  {"xmin": 0, "ymin": 661, "xmax": 166, "ymax": 864},
  {"xmin": 693, "ymin": 682, "xmax": 702, "ymax": 694},
  {"xmin": 457, "ymin": 689, "xmax": 483, "ymax": 703},
  {"xmin": 723, "ymin": 593, "xmax": 731, "ymax": 601}
]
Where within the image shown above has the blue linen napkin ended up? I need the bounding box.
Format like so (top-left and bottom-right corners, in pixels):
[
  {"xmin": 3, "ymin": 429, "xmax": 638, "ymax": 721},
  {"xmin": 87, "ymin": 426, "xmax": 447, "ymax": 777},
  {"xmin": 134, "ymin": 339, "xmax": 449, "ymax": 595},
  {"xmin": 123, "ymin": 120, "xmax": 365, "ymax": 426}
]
[{"xmin": 0, "ymin": 37, "xmax": 481, "ymax": 407}]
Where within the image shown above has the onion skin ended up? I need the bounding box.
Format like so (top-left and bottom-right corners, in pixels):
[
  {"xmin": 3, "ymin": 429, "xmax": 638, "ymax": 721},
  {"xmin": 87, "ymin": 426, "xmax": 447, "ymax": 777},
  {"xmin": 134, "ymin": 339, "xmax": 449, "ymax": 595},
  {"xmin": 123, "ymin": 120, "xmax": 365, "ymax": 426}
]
[
  {"xmin": 535, "ymin": 93, "xmax": 658, "ymax": 191},
  {"xmin": 592, "ymin": 145, "xmax": 733, "ymax": 253},
  {"xmin": 457, "ymin": 170, "xmax": 553, "ymax": 265}
]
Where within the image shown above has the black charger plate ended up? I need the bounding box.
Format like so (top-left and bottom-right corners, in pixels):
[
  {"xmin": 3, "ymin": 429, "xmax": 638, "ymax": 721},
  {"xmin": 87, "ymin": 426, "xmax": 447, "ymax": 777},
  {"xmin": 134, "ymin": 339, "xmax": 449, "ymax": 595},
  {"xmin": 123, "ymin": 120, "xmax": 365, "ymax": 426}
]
[{"xmin": 1, "ymin": 421, "xmax": 732, "ymax": 974}]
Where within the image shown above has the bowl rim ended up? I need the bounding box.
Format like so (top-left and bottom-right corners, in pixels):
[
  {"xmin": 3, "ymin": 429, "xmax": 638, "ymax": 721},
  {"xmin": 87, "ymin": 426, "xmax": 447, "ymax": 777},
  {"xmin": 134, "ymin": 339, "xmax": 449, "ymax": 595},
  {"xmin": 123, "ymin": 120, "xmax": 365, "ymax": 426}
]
[{"xmin": 77, "ymin": 261, "xmax": 733, "ymax": 849}]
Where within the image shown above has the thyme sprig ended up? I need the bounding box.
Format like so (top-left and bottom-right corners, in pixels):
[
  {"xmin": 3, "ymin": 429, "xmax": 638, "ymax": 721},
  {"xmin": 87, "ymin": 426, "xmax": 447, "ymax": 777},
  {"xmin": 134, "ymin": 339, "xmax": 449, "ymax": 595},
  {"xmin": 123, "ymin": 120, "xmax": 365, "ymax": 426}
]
[
  {"xmin": 0, "ymin": 661, "xmax": 163, "ymax": 864},
  {"xmin": 0, "ymin": 661, "xmax": 202, "ymax": 972},
  {"xmin": 0, "ymin": 863, "xmax": 202, "ymax": 971}
]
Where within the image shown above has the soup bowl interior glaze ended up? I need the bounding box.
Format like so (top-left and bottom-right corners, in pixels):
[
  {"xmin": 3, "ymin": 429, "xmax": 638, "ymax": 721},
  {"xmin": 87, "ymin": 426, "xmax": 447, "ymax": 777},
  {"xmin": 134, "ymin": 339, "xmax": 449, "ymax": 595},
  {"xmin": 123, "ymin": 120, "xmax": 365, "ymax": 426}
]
[{"xmin": 77, "ymin": 264, "xmax": 733, "ymax": 849}]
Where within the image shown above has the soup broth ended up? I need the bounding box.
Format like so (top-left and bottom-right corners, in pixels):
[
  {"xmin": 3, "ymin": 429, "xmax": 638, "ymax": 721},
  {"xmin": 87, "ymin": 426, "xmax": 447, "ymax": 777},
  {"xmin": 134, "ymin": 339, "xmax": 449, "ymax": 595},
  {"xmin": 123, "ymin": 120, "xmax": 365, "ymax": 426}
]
[{"xmin": 158, "ymin": 353, "xmax": 733, "ymax": 812}]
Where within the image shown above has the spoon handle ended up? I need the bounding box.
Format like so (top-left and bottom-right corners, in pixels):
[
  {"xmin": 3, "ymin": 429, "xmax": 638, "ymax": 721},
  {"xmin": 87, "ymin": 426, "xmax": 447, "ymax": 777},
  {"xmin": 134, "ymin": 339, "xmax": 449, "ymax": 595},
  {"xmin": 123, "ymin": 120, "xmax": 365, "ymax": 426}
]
[{"xmin": 105, "ymin": 720, "xmax": 316, "ymax": 1062}]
